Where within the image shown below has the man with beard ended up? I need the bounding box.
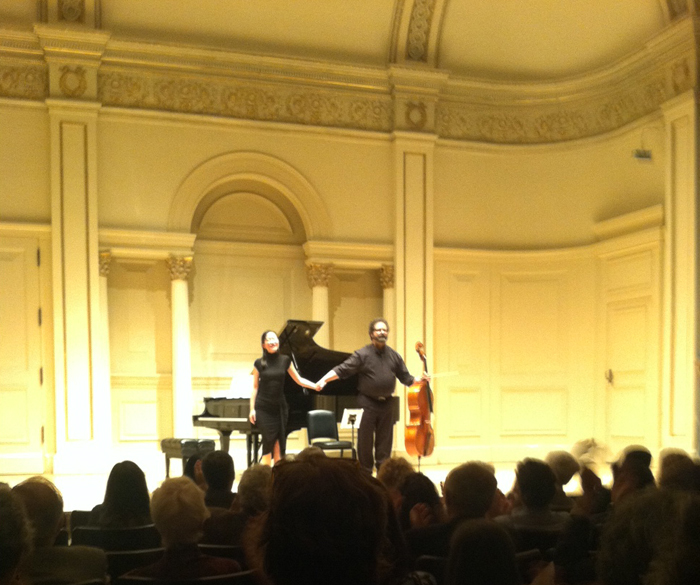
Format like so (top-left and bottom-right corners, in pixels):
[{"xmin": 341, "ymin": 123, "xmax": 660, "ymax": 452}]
[{"xmin": 317, "ymin": 318, "xmax": 426, "ymax": 473}]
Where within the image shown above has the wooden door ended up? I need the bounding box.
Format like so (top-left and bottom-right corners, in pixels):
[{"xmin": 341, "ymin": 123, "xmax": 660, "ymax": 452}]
[{"xmin": 0, "ymin": 236, "xmax": 45, "ymax": 472}]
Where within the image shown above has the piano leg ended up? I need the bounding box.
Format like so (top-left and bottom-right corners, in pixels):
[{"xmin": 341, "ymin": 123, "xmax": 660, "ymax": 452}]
[{"xmin": 217, "ymin": 430, "xmax": 232, "ymax": 453}]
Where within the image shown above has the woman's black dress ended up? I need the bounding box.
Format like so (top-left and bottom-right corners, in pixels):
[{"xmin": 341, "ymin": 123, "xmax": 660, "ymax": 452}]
[{"xmin": 254, "ymin": 353, "xmax": 291, "ymax": 456}]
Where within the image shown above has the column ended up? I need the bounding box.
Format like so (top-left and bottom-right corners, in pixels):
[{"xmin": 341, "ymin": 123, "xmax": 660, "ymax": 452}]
[
  {"xmin": 95, "ymin": 251, "xmax": 113, "ymax": 446},
  {"xmin": 661, "ymin": 91, "xmax": 700, "ymax": 452},
  {"xmin": 380, "ymin": 264, "xmax": 395, "ymax": 328},
  {"xmin": 306, "ymin": 263, "xmax": 334, "ymax": 348},
  {"xmin": 168, "ymin": 255, "xmax": 194, "ymax": 438}
]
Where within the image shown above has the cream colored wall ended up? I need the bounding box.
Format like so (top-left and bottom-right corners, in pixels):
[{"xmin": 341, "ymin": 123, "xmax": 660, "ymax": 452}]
[
  {"xmin": 434, "ymin": 123, "xmax": 666, "ymax": 249},
  {"xmin": 433, "ymin": 225, "xmax": 662, "ymax": 464},
  {"xmin": 0, "ymin": 104, "xmax": 50, "ymax": 222},
  {"xmin": 98, "ymin": 113, "xmax": 394, "ymax": 242}
]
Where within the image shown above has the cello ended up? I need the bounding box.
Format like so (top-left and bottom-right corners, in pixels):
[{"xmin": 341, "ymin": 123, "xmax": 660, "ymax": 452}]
[{"xmin": 404, "ymin": 341, "xmax": 435, "ymax": 459}]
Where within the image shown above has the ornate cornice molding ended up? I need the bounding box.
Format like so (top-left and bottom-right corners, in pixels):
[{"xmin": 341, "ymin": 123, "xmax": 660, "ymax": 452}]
[{"xmin": 0, "ymin": 15, "xmax": 697, "ymax": 143}]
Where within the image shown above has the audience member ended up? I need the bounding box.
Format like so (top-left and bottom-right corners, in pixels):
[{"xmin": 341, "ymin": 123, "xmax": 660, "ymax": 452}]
[
  {"xmin": 125, "ymin": 476, "xmax": 240, "ymax": 579},
  {"xmin": 202, "ymin": 463, "xmax": 272, "ymax": 546},
  {"xmin": 247, "ymin": 457, "xmax": 390, "ymax": 585},
  {"xmin": 445, "ymin": 519, "xmax": 522, "ymax": 585},
  {"xmin": 658, "ymin": 448, "xmax": 700, "ymax": 492},
  {"xmin": 89, "ymin": 460, "xmax": 151, "ymax": 527},
  {"xmin": 377, "ymin": 456, "xmax": 415, "ymax": 514},
  {"xmin": 294, "ymin": 446, "xmax": 326, "ymax": 462},
  {"xmin": 0, "ymin": 484, "xmax": 32, "ymax": 585},
  {"xmin": 405, "ymin": 461, "xmax": 498, "ymax": 559},
  {"xmin": 202, "ymin": 450, "xmax": 236, "ymax": 508},
  {"xmin": 12, "ymin": 477, "xmax": 108, "ymax": 585},
  {"xmin": 545, "ymin": 450, "xmax": 580, "ymax": 512},
  {"xmin": 184, "ymin": 454, "xmax": 207, "ymax": 491},
  {"xmin": 398, "ymin": 472, "xmax": 445, "ymax": 531}
]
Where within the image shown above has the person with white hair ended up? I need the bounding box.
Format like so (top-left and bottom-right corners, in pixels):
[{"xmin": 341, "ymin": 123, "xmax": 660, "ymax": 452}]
[{"xmin": 125, "ymin": 477, "xmax": 240, "ymax": 579}]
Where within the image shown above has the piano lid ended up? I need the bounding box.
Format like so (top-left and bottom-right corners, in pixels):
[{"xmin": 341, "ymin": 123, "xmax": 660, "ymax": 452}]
[{"xmin": 277, "ymin": 319, "xmax": 357, "ymax": 396}]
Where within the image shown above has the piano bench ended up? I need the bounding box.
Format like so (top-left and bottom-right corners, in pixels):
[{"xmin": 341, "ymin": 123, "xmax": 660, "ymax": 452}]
[{"xmin": 160, "ymin": 438, "xmax": 216, "ymax": 478}]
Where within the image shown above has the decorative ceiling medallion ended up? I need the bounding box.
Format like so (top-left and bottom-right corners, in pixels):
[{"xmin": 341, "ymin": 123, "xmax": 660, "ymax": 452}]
[
  {"xmin": 59, "ymin": 65, "xmax": 87, "ymax": 97},
  {"xmin": 405, "ymin": 101, "xmax": 427, "ymax": 130}
]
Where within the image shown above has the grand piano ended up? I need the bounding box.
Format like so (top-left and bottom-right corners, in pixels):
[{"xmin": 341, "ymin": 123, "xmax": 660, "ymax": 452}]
[{"xmin": 193, "ymin": 319, "xmax": 399, "ymax": 466}]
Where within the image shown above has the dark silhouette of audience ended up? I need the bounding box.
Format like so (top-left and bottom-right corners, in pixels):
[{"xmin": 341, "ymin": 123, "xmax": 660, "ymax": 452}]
[
  {"xmin": 247, "ymin": 457, "xmax": 394, "ymax": 585},
  {"xmin": 0, "ymin": 484, "xmax": 31, "ymax": 585},
  {"xmin": 398, "ymin": 472, "xmax": 446, "ymax": 531},
  {"xmin": 202, "ymin": 450, "xmax": 237, "ymax": 509},
  {"xmin": 12, "ymin": 477, "xmax": 108, "ymax": 585},
  {"xmin": 184, "ymin": 453, "xmax": 208, "ymax": 491},
  {"xmin": 124, "ymin": 476, "xmax": 240, "ymax": 579},
  {"xmin": 405, "ymin": 461, "xmax": 498, "ymax": 560},
  {"xmin": 445, "ymin": 519, "xmax": 522, "ymax": 585},
  {"xmin": 89, "ymin": 460, "xmax": 151, "ymax": 528}
]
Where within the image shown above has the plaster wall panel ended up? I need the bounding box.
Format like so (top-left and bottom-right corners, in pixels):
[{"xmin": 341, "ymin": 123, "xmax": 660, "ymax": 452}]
[
  {"xmin": 434, "ymin": 125, "xmax": 665, "ymax": 249},
  {"xmin": 0, "ymin": 105, "xmax": 50, "ymax": 222},
  {"xmin": 97, "ymin": 115, "xmax": 393, "ymax": 241}
]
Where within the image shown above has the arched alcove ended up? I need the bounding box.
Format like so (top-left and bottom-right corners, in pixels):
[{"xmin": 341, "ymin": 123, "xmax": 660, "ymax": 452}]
[{"xmin": 168, "ymin": 152, "xmax": 332, "ymax": 242}]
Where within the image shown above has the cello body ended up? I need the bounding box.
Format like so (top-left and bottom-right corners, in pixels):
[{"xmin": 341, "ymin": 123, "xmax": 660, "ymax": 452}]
[{"xmin": 404, "ymin": 342, "xmax": 435, "ymax": 458}]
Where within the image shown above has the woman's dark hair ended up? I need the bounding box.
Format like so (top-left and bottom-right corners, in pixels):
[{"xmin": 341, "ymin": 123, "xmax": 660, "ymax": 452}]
[
  {"xmin": 259, "ymin": 330, "xmax": 276, "ymax": 371},
  {"xmin": 398, "ymin": 472, "xmax": 442, "ymax": 531},
  {"xmin": 99, "ymin": 461, "xmax": 151, "ymax": 527}
]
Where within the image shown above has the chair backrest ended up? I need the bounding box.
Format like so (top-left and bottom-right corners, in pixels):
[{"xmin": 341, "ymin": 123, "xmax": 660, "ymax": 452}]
[
  {"xmin": 415, "ymin": 555, "xmax": 447, "ymax": 585},
  {"xmin": 307, "ymin": 409, "xmax": 339, "ymax": 442},
  {"xmin": 70, "ymin": 509, "xmax": 93, "ymax": 532},
  {"xmin": 198, "ymin": 544, "xmax": 247, "ymax": 568},
  {"xmin": 107, "ymin": 548, "xmax": 165, "ymax": 582},
  {"xmin": 71, "ymin": 525, "xmax": 162, "ymax": 551},
  {"xmin": 116, "ymin": 569, "xmax": 258, "ymax": 585}
]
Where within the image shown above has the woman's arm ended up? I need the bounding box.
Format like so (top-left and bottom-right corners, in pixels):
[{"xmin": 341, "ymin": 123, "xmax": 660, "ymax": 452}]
[
  {"xmin": 287, "ymin": 362, "xmax": 318, "ymax": 391},
  {"xmin": 249, "ymin": 368, "xmax": 259, "ymax": 424}
]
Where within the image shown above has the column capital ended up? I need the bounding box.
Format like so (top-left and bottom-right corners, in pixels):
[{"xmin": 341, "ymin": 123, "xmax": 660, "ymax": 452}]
[
  {"xmin": 98, "ymin": 250, "xmax": 111, "ymax": 277},
  {"xmin": 380, "ymin": 264, "xmax": 395, "ymax": 289},
  {"xmin": 306, "ymin": 262, "xmax": 334, "ymax": 288},
  {"xmin": 167, "ymin": 255, "xmax": 193, "ymax": 281}
]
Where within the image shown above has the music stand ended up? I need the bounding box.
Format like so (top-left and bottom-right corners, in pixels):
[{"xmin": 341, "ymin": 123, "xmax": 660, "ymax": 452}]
[{"xmin": 341, "ymin": 409, "xmax": 363, "ymax": 460}]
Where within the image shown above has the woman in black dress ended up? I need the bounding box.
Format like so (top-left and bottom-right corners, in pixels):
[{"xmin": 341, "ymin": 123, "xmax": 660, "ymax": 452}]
[{"xmin": 250, "ymin": 330, "xmax": 318, "ymax": 465}]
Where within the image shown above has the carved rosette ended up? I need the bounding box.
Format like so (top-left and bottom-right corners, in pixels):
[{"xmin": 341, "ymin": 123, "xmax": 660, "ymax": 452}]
[
  {"xmin": 167, "ymin": 256, "xmax": 194, "ymax": 281},
  {"xmin": 59, "ymin": 0, "xmax": 85, "ymax": 23},
  {"xmin": 406, "ymin": 0, "xmax": 436, "ymax": 62},
  {"xmin": 379, "ymin": 265, "xmax": 395, "ymax": 289},
  {"xmin": 59, "ymin": 65, "xmax": 87, "ymax": 98},
  {"xmin": 99, "ymin": 251, "xmax": 111, "ymax": 277},
  {"xmin": 306, "ymin": 263, "xmax": 334, "ymax": 288}
]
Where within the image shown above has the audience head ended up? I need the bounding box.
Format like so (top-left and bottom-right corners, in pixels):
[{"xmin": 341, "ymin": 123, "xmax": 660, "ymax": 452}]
[
  {"xmin": 376, "ymin": 456, "xmax": 414, "ymax": 512},
  {"xmin": 0, "ymin": 485, "xmax": 31, "ymax": 585},
  {"xmin": 250, "ymin": 457, "xmax": 388, "ymax": 585},
  {"xmin": 12, "ymin": 477, "xmax": 64, "ymax": 547},
  {"xmin": 294, "ymin": 446, "xmax": 326, "ymax": 463},
  {"xmin": 202, "ymin": 450, "xmax": 235, "ymax": 492},
  {"xmin": 100, "ymin": 460, "xmax": 151, "ymax": 525},
  {"xmin": 237, "ymin": 464, "xmax": 272, "ymax": 517},
  {"xmin": 445, "ymin": 519, "xmax": 522, "ymax": 585},
  {"xmin": 658, "ymin": 449, "xmax": 700, "ymax": 492},
  {"xmin": 398, "ymin": 472, "xmax": 443, "ymax": 530},
  {"xmin": 611, "ymin": 453, "xmax": 656, "ymax": 504},
  {"xmin": 184, "ymin": 454, "xmax": 207, "ymax": 490},
  {"xmin": 516, "ymin": 458, "xmax": 557, "ymax": 509},
  {"xmin": 545, "ymin": 450, "xmax": 580, "ymax": 487},
  {"xmin": 443, "ymin": 461, "xmax": 498, "ymax": 520},
  {"xmin": 150, "ymin": 476, "xmax": 210, "ymax": 547}
]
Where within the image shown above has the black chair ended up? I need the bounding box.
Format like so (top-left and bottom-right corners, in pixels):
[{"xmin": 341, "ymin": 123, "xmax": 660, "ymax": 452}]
[
  {"xmin": 306, "ymin": 409, "xmax": 355, "ymax": 459},
  {"xmin": 116, "ymin": 570, "xmax": 258, "ymax": 585},
  {"xmin": 199, "ymin": 544, "xmax": 247, "ymax": 569},
  {"xmin": 71, "ymin": 525, "xmax": 162, "ymax": 551},
  {"xmin": 107, "ymin": 548, "xmax": 165, "ymax": 582}
]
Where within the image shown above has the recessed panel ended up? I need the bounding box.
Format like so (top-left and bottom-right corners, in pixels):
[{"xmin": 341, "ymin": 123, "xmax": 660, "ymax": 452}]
[
  {"xmin": 500, "ymin": 275, "xmax": 564, "ymax": 375},
  {"xmin": 445, "ymin": 386, "xmax": 482, "ymax": 439},
  {"xmin": 500, "ymin": 387, "xmax": 567, "ymax": 436},
  {"xmin": 0, "ymin": 387, "xmax": 29, "ymax": 444}
]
